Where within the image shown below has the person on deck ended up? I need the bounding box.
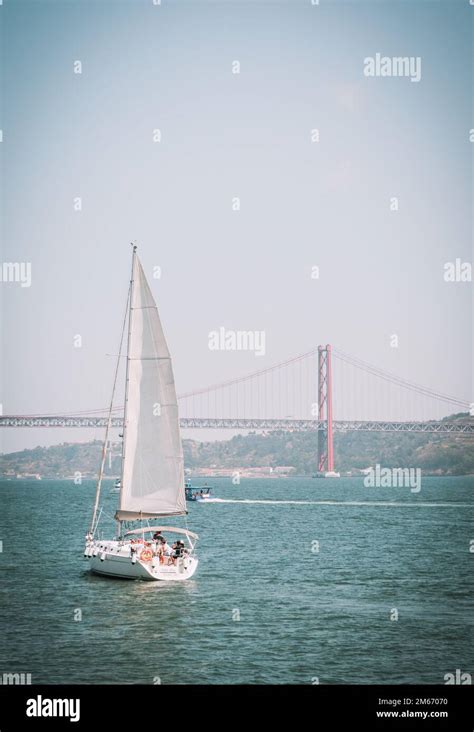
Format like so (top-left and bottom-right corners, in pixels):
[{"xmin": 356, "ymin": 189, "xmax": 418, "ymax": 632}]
[
  {"xmin": 168, "ymin": 539, "xmax": 185, "ymax": 565},
  {"xmin": 157, "ymin": 537, "xmax": 171, "ymax": 563}
]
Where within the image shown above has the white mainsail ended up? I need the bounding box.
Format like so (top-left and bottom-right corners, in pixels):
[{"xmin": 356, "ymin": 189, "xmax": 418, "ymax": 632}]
[{"xmin": 115, "ymin": 253, "xmax": 186, "ymax": 520}]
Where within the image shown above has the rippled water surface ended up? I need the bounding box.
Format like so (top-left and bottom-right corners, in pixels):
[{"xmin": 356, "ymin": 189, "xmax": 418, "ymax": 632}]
[{"xmin": 0, "ymin": 476, "xmax": 472, "ymax": 684}]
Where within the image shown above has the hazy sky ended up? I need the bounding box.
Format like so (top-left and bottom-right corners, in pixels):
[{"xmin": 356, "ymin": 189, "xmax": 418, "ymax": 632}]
[{"xmin": 1, "ymin": 0, "xmax": 472, "ymax": 453}]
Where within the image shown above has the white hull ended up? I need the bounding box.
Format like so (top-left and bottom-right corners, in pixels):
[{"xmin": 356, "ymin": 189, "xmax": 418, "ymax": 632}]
[{"xmin": 84, "ymin": 539, "xmax": 198, "ymax": 581}]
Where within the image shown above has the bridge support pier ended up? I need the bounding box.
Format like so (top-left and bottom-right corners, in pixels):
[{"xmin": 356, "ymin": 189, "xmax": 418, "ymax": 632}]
[{"xmin": 317, "ymin": 344, "xmax": 335, "ymax": 474}]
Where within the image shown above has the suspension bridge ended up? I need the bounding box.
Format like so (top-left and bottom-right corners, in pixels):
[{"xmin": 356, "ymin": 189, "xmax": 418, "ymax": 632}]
[{"xmin": 1, "ymin": 345, "xmax": 472, "ymax": 474}]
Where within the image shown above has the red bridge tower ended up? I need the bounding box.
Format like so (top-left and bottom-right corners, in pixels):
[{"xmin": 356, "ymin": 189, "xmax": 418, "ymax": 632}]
[{"xmin": 317, "ymin": 344, "xmax": 335, "ymax": 474}]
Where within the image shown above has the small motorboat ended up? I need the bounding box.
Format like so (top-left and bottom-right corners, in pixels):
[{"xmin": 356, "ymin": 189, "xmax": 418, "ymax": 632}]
[
  {"xmin": 110, "ymin": 478, "xmax": 121, "ymax": 493},
  {"xmin": 185, "ymin": 481, "xmax": 213, "ymax": 502}
]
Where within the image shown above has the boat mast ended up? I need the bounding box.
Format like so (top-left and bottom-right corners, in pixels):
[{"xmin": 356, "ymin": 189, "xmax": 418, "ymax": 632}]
[
  {"xmin": 117, "ymin": 243, "xmax": 137, "ymax": 536},
  {"xmin": 89, "ymin": 249, "xmax": 133, "ymax": 536}
]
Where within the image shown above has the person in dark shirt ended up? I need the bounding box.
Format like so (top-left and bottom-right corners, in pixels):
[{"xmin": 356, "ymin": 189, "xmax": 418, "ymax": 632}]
[{"xmin": 169, "ymin": 539, "xmax": 186, "ymax": 564}]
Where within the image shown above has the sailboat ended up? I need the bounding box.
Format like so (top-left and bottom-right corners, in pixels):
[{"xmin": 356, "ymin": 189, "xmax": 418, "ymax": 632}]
[
  {"xmin": 84, "ymin": 245, "xmax": 198, "ymax": 581},
  {"xmin": 110, "ymin": 478, "xmax": 121, "ymax": 493}
]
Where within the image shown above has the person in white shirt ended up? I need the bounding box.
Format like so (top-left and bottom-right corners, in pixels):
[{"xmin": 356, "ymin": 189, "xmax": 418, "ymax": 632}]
[{"xmin": 156, "ymin": 537, "xmax": 171, "ymax": 563}]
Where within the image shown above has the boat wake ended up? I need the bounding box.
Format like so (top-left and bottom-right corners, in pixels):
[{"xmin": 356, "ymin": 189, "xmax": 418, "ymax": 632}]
[{"xmin": 205, "ymin": 498, "xmax": 472, "ymax": 508}]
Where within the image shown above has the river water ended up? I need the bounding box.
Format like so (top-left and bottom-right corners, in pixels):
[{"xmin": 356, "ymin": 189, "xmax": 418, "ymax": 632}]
[{"xmin": 0, "ymin": 476, "xmax": 472, "ymax": 684}]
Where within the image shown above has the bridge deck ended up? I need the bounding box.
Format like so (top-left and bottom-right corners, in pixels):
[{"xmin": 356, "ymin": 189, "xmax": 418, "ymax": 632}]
[{"xmin": 0, "ymin": 417, "xmax": 473, "ymax": 434}]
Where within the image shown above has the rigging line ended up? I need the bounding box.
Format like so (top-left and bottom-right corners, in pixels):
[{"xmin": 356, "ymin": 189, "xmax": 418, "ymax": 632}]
[
  {"xmin": 118, "ymin": 246, "xmax": 138, "ymax": 520},
  {"xmin": 93, "ymin": 506, "xmax": 104, "ymax": 535},
  {"xmin": 97, "ymin": 507, "xmax": 120, "ymax": 525},
  {"xmin": 89, "ymin": 279, "xmax": 132, "ymax": 537}
]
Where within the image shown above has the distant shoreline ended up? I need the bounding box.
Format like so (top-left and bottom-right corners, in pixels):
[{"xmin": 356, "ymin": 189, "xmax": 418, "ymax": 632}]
[
  {"xmin": 2, "ymin": 424, "xmax": 473, "ymax": 479},
  {"xmin": 2, "ymin": 472, "xmax": 473, "ymax": 482}
]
